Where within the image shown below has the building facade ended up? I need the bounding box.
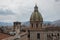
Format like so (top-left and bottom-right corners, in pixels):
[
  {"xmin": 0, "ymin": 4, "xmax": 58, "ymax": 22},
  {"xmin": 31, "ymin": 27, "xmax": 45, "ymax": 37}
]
[{"xmin": 28, "ymin": 4, "xmax": 60, "ymax": 40}]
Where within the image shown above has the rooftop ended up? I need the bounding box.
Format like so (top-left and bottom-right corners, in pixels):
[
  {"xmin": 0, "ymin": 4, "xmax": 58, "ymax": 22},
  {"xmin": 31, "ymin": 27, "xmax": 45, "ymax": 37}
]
[{"xmin": 0, "ymin": 33, "xmax": 11, "ymax": 40}]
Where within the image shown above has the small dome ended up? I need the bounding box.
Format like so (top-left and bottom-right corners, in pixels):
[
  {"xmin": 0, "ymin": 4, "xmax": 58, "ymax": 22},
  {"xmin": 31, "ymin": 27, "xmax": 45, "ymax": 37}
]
[{"xmin": 30, "ymin": 5, "xmax": 43, "ymax": 21}]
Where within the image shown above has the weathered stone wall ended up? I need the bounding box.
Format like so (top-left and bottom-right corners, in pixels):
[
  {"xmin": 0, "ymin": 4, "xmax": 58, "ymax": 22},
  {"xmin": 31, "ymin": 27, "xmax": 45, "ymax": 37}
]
[
  {"xmin": 30, "ymin": 31, "xmax": 47, "ymax": 40},
  {"xmin": 30, "ymin": 31, "xmax": 60, "ymax": 40}
]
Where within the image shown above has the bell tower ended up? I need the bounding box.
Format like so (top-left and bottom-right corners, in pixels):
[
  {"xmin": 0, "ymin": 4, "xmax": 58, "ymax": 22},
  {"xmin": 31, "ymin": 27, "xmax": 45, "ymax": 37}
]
[{"xmin": 13, "ymin": 22, "xmax": 21, "ymax": 34}]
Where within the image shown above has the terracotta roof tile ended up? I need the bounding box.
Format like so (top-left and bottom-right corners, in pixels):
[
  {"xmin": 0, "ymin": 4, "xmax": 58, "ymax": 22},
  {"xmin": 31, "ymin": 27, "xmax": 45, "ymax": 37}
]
[{"xmin": 0, "ymin": 33, "xmax": 11, "ymax": 40}]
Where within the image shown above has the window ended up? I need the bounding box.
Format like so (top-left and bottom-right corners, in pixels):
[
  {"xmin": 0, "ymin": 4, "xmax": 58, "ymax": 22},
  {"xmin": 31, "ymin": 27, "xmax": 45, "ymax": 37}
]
[
  {"xmin": 28, "ymin": 30, "xmax": 30, "ymax": 38},
  {"xmin": 57, "ymin": 33, "xmax": 59, "ymax": 36},
  {"xmin": 52, "ymin": 33, "xmax": 53, "ymax": 36},
  {"xmin": 37, "ymin": 33, "xmax": 40, "ymax": 39},
  {"xmin": 57, "ymin": 33, "xmax": 59, "ymax": 40},
  {"xmin": 41, "ymin": 23, "xmax": 42, "ymax": 27},
  {"xmin": 36, "ymin": 24, "xmax": 38, "ymax": 28},
  {"xmin": 31, "ymin": 24, "xmax": 33, "ymax": 28}
]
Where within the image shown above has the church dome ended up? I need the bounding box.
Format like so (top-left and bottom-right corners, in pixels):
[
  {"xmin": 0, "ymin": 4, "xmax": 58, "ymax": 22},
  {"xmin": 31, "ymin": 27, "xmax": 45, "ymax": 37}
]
[{"xmin": 30, "ymin": 5, "xmax": 43, "ymax": 21}]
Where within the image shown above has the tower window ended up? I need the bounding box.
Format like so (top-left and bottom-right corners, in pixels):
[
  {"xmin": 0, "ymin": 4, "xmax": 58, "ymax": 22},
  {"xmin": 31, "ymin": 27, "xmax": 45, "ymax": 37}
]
[
  {"xmin": 36, "ymin": 24, "xmax": 38, "ymax": 28},
  {"xmin": 31, "ymin": 24, "xmax": 33, "ymax": 28},
  {"xmin": 37, "ymin": 33, "xmax": 40, "ymax": 39},
  {"xmin": 41, "ymin": 23, "xmax": 42, "ymax": 26}
]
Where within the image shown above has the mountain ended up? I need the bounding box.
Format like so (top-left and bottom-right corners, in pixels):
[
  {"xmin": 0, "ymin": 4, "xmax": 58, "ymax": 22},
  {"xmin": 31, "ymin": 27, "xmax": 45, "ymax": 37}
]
[
  {"xmin": 21, "ymin": 21, "xmax": 30, "ymax": 27},
  {"xmin": 0, "ymin": 20, "xmax": 60, "ymax": 27},
  {"xmin": 0, "ymin": 22, "xmax": 13, "ymax": 26},
  {"xmin": 21, "ymin": 21, "xmax": 52, "ymax": 27},
  {"xmin": 52, "ymin": 20, "xmax": 60, "ymax": 26},
  {"xmin": 43, "ymin": 21, "xmax": 52, "ymax": 24},
  {"xmin": 21, "ymin": 20, "xmax": 60, "ymax": 27}
]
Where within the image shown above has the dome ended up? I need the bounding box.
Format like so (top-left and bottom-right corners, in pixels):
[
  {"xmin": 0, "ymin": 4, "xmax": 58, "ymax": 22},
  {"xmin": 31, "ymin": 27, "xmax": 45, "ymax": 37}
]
[{"xmin": 30, "ymin": 5, "xmax": 43, "ymax": 21}]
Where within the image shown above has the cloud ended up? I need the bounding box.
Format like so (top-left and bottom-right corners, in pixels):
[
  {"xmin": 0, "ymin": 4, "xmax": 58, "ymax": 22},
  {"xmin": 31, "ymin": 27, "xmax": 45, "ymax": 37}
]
[
  {"xmin": 15, "ymin": 0, "xmax": 60, "ymax": 22},
  {"xmin": 55, "ymin": 0, "xmax": 60, "ymax": 2},
  {"xmin": 0, "ymin": 0, "xmax": 60, "ymax": 22},
  {"xmin": 0, "ymin": 9, "xmax": 15, "ymax": 15},
  {"xmin": 0, "ymin": 15, "xmax": 17, "ymax": 22}
]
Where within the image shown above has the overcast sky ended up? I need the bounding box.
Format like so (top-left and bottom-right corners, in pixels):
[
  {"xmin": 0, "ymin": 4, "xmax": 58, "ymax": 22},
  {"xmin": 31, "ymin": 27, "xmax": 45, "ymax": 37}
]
[{"xmin": 0, "ymin": 0, "xmax": 60, "ymax": 22}]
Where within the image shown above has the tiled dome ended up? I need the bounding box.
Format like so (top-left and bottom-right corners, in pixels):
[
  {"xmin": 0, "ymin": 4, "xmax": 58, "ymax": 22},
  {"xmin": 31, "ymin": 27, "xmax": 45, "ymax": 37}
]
[{"xmin": 30, "ymin": 5, "xmax": 43, "ymax": 22}]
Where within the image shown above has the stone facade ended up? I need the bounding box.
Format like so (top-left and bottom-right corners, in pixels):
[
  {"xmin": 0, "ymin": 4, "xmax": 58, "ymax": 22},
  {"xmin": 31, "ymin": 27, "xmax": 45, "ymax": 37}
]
[{"xmin": 29, "ymin": 30, "xmax": 60, "ymax": 40}]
